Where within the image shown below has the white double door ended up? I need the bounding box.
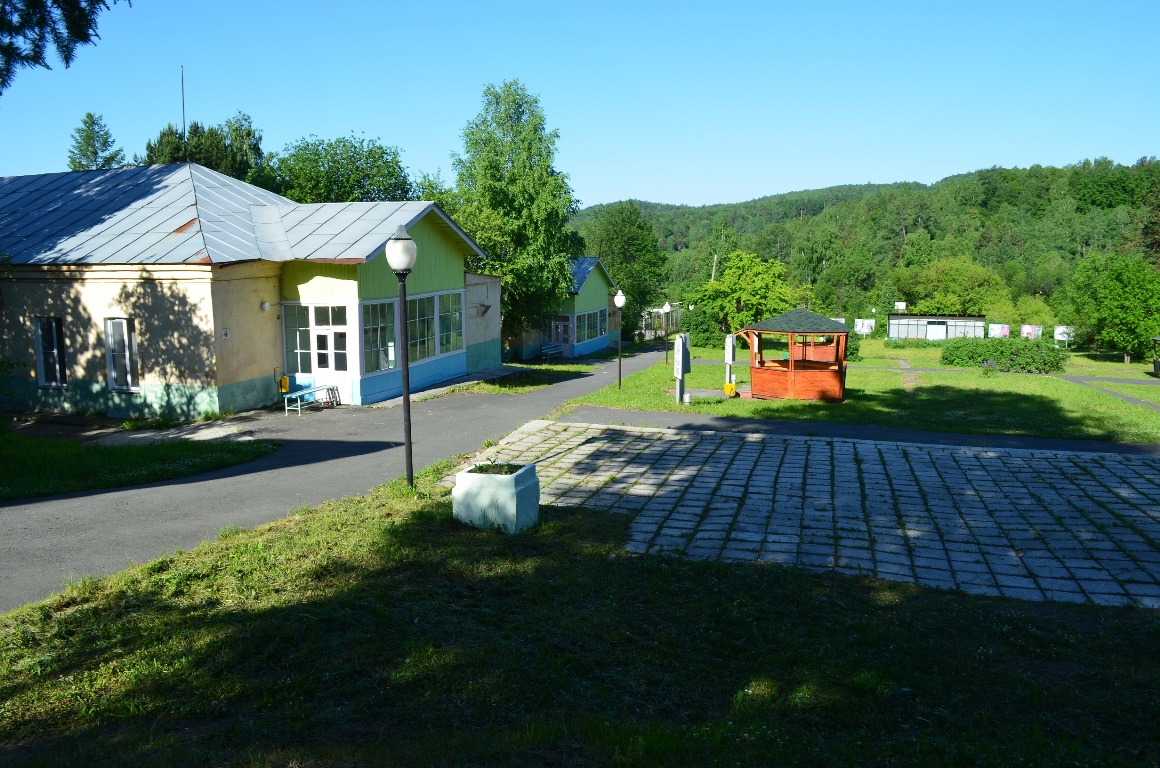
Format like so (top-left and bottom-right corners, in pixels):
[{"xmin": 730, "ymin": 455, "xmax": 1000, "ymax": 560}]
[{"xmin": 311, "ymin": 326, "xmax": 352, "ymax": 396}]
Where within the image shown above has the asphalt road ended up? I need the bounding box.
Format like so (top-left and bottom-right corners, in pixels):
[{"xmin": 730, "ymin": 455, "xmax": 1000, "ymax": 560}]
[{"xmin": 0, "ymin": 349, "xmax": 663, "ymax": 612}]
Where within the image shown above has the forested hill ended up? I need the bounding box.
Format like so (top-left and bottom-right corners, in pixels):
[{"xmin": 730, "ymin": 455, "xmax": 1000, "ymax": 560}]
[
  {"xmin": 573, "ymin": 182, "xmax": 910, "ymax": 252},
  {"xmin": 571, "ymin": 157, "xmax": 1160, "ymax": 354}
]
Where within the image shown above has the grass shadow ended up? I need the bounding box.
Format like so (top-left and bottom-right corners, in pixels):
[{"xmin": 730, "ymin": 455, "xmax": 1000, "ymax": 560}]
[{"xmin": 2, "ymin": 477, "xmax": 1158, "ymax": 766}]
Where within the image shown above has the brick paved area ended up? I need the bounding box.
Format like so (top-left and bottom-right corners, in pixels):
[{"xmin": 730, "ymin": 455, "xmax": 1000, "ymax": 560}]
[{"xmin": 478, "ymin": 420, "xmax": 1160, "ymax": 608}]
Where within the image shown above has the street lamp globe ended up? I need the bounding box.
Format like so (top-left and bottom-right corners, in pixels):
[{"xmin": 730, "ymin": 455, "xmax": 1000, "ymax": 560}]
[
  {"xmin": 614, "ymin": 290, "xmax": 626, "ymax": 309},
  {"xmin": 663, "ymin": 302, "xmax": 671, "ymax": 314},
  {"xmin": 385, "ymin": 225, "xmax": 417, "ymax": 273}
]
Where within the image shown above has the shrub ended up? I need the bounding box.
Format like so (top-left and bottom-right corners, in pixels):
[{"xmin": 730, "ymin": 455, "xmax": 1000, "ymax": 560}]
[
  {"xmin": 847, "ymin": 333, "xmax": 862, "ymax": 362},
  {"xmin": 940, "ymin": 337, "xmax": 1068, "ymax": 374},
  {"xmin": 680, "ymin": 308, "xmax": 726, "ymax": 349}
]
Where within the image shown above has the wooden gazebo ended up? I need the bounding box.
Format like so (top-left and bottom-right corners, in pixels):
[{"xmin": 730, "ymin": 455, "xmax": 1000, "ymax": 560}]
[{"xmin": 737, "ymin": 309, "xmax": 850, "ymax": 401}]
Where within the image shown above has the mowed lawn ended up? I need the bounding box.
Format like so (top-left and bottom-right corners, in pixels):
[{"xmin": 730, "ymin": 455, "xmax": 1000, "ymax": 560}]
[
  {"xmin": 0, "ymin": 426, "xmax": 276, "ymax": 502},
  {"xmin": 1, "ymin": 465, "xmax": 1157, "ymax": 767},
  {"xmin": 576, "ymin": 346, "xmax": 1160, "ymax": 444}
]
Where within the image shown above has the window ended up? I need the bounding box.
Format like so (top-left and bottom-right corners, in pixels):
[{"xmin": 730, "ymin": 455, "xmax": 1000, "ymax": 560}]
[
  {"xmin": 284, "ymin": 304, "xmax": 350, "ymax": 374},
  {"xmin": 35, "ymin": 317, "xmax": 67, "ymax": 387},
  {"xmin": 407, "ymin": 295, "xmax": 436, "ymax": 363},
  {"xmin": 362, "ymin": 301, "xmax": 396, "ymax": 373},
  {"xmin": 104, "ymin": 318, "xmax": 139, "ymax": 391},
  {"xmin": 439, "ymin": 292, "xmax": 464, "ymax": 354},
  {"xmin": 283, "ymin": 305, "xmax": 312, "ymax": 374},
  {"xmin": 575, "ymin": 309, "xmax": 608, "ymax": 344}
]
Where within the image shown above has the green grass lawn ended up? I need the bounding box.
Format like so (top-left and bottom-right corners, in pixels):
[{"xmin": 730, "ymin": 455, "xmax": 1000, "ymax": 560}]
[
  {"xmin": 854, "ymin": 339, "xmax": 946, "ymax": 368},
  {"xmin": 1063, "ymin": 350, "xmax": 1158, "ymax": 378},
  {"xmin": 1096, "ymin": 381, "xmax": 1160, "ymax": 406},
  {"xmin": 434, "ymin": 361, "xmax": 600, "ymax": 396},
  {"xmin": 1, "ymin": 464, "xmax": 1156, "ymax": 766},
  {"xmin": 576, "ymin": 362, "xmax": 1160, "ymax": 443},
  {"xmin": 0, "ymin": 427, "xmax": 276, "ymax": 502}
]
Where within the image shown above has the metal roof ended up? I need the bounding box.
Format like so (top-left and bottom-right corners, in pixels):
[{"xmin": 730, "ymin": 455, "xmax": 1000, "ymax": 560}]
[
  {"xmin": 741, "ymin": 309, "xmax": 851, "ymax": 334},
  {"xmin": 569, "ymin": 256, "xmax": 616, "ymax": 294},
  {"xmin": 0, "ymin": 164, "xmax": 485, "ymax": 266}
]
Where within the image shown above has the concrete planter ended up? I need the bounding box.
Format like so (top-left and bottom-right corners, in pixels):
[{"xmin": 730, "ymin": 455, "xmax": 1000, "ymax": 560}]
[{"xmin": 452, "ymin": 462, "xmax": 540, "ymax": 534}]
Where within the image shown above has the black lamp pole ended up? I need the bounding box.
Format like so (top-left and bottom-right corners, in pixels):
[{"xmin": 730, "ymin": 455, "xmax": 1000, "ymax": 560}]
[
  {"xmin": 617, "ymin": 314, "xmax": 623, "ymax": 389},
  {"xmin": 386, "ymin": 224, "xmax": 418, "ymax": 489},
  {"xmin": 395, "ymin": 269, "xmax": 414, "ymax": 487},
  {"xmin": 614, "ymin": 289, "xmax": 626, "ymax": 390}
]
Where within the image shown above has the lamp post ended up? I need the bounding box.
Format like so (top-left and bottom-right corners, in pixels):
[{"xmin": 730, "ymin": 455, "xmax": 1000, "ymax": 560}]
[
  {"xmin": 663, "ymin": 301, "xmax": 671, "ymax": 365},
  {"xmin": 386, "ymin": 225, "xmax": 417, "ymax": 487},
  {"xmin": 614, "ymin": 289, "xmax": 626, "ymax": 389}
]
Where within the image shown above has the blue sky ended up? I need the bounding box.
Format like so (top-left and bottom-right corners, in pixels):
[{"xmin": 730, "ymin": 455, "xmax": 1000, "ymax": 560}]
[{"xmin": 0, "ymin": 0, "xmax": 1156, "ymax": 207}]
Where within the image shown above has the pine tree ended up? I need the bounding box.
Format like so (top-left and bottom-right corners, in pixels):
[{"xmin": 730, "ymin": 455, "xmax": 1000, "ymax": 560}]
[{"xmin": 67, "ymin": 112, "xmax": 124, "ymax": 170}]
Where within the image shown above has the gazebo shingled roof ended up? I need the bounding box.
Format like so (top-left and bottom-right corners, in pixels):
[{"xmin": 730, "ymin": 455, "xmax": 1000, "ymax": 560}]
[{"xmin": 741, "ymin": 309, "xmax": 851, "ymax": 335}]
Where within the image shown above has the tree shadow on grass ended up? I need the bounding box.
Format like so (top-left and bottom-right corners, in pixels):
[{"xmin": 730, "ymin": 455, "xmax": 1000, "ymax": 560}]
[{"xmin": 1, "ymin": 493, "xmax": 1157, "ymax": 767}]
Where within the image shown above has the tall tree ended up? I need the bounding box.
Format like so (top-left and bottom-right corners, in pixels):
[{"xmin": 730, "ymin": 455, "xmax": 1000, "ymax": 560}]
[
  {"xmin": 452, "ymin": 79, "xmax": 580, "ymax": 333},
  {"xmin": 1065, "ymin": 251, "xmax": 1160, "ymax": 360},
  {"xmin": 66, "ymin": 111, "xmax": 123, "ymax": 170},
  {"xmin": 137, "ymin": 112, "xmax": 266, "ymax": 181},
  {"xmin": 683, "ymin": 251, "xmax": 795, "ymax": 346},
  {"xmin": 270, "ymin": 134, "xmax": 413, "ymax": 203},
  {"xmin": 0, "ymin": 0, "xmax": 125, "ymax": 95},
  {"xmin": 583, "ymin": 201, "xmax": 666, "ymax": 337}
]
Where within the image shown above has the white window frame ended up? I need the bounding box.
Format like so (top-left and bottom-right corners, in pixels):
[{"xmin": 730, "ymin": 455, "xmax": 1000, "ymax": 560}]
[
  {"xmin": 35, "ymin": 316, "xmax": 68, "ymax": 388},
  {"xmin": 361, "ymin": 299, "xmax": 398, "ymax": 374},
  {"xmin": 104, "ymin": 318, "xmax": 140, "ymax": 392},
  {"xmin": 282, "ymin": 303, "xmax": 354, "ymax": 376}
]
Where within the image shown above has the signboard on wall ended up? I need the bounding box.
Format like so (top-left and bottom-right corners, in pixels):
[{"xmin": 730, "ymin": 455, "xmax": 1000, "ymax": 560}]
[
  {"xmin": 894, "ymin": 301, "xmax": 907, "ymax": 311},
  {"xmin": 989, "ymin": 324, "xmax": 1010, "ymax": 338}
]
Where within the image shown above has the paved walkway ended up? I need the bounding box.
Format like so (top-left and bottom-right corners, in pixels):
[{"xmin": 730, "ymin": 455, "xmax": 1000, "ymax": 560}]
[
  {"xmin": 478, "ymin": 420, "xmax": 1160, "ymax": 608},
  {"xmin": 0, "ymin": 352, "xmax": 665, "ymax": 613}
]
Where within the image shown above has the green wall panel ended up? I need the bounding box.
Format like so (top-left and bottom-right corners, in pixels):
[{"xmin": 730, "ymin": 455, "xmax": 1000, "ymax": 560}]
[
  {"xmin": 359, "ymin": 215, "xmax": 467, "ymax": 300},
  {"xmin": 574, "ymin": 264, "xmax": 614, "ymax": 314}
]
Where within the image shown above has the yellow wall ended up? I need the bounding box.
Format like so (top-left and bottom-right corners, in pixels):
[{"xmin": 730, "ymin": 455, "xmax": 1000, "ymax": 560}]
[
  {"xmin": 280, "ymin": 261, "xmax": 359, "ymax": 303},
  {"xmin": 210, "ymin": 262, "xmax": 283, "ymax": 386},
  {"xmin": 1, "ymin": 264, "xmax": 219, "ymax": 388},
  {"xmin": 358, "ymin": 214, "xmax": 467, "ymax": 299}
]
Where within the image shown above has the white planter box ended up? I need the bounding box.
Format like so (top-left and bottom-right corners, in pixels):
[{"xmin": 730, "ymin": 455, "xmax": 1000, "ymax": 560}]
[{"xmin": 452, "ymin": 462, "xmax": 540, "ymax": 534}]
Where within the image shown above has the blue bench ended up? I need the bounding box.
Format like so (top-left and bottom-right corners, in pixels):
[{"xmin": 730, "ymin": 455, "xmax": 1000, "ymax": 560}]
[
  {"xmin": 283, "ymin": 384, "xmax": 341, "ymax": 415},
  {"xmin": 541, "ymin": 343, "xmax": 563, "ymax": 361}
]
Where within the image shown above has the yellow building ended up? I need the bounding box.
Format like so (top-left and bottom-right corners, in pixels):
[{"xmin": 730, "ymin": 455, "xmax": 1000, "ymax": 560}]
[{"xmin": 0, "ymin": 164, "xmax": 500, "ymax": 418}]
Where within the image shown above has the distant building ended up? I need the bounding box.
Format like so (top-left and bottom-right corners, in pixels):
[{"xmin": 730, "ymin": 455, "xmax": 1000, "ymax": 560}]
[
  {"xmin": 505, "ymin": 257, "xmax": 618, "ymax": 360},
  {"xmin": 887, "ymin": 314, "xmax": 985, "ymax": 341}
]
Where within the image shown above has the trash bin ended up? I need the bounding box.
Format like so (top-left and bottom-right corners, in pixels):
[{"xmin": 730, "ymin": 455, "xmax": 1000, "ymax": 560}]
[{"xmin": 1154, "ymin": 358, "xmax": 1159, "ymax": 377}]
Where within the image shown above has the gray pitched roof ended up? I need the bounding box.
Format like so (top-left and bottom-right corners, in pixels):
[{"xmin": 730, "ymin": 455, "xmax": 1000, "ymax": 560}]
[
  {"xmin": 0, "ymin": 164, "xmax": 485, "ymax": 266},
  {"xmin": 741, "ymin": 309, "xmax": 851, "ymax": 334},
  {"xmin": 569, "ymin": 256, "xmax": 616, "ymax": 294}
]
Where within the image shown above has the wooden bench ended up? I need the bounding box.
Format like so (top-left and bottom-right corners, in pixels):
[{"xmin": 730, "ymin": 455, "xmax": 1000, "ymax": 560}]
[
  {"xmin": 283, "ymin": 384, "xmax": 341, "ymax": 415},
  {"xmin": 541, "ymin": 343, "xmax": 563, "ymax": 361}
]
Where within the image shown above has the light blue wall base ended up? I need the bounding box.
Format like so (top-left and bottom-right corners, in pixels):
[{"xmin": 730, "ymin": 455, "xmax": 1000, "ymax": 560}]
[
  {"xmin": 572, "ymin": 333, "xmax": 614, "ymax": 359},
  {"xmin": 353, "ymin": 351, "xmax": 468, "ymax": 405},
  {"xmin": 466, "ymin": 340, "xmax": 501, "ymax": 372},
  {"xmin": 2, "ymin": 377, "xmax": 224, "ymax": 419},
  {"xmin": 218, "ymin": 374, "xmax": 281, "ymax": 414}
]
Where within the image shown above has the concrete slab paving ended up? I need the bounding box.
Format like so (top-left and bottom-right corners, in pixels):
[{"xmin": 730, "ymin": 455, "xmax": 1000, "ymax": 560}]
[{"xmin": 472, "ymin": 419, "xmax": 1160, "ymax": 608}]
